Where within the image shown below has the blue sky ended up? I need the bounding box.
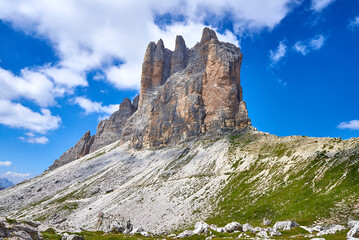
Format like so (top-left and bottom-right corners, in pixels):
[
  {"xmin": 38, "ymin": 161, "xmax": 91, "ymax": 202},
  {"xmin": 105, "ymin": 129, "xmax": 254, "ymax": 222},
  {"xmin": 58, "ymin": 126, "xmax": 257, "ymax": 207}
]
[{"xmin": 0, "ymin": 0, "xmax": 358, "ymax": 183}]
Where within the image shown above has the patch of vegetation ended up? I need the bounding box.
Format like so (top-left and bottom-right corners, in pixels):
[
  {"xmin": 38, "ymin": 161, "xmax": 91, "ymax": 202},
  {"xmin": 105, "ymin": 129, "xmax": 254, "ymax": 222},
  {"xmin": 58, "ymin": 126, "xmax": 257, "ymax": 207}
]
[
  {"xmin": 41, "ymin": 228, "xmax": 62, "ymax": 240},
  {"xmin": 206, "ymin": 149, "xmax": 359, "ymax": 227},
  {"xmin": 74, "ymin": 231, "xmax": 156, "ymax": 240},
  {"xmin": 5, "ymin": 217, "xmax": 17, "ymax": 224}
]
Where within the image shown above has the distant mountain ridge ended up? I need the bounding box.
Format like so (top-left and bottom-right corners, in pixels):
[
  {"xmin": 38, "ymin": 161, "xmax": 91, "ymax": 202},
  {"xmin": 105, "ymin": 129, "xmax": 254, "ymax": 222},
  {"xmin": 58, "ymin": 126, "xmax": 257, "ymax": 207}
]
[{"xmin": 0, "ymin": 178, "xmax": 13, "ymax": 190}]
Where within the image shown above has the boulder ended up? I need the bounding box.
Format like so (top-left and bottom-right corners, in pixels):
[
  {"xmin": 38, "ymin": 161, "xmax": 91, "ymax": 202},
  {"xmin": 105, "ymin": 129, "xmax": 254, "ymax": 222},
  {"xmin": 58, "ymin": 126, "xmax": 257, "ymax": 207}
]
[
  {"xmin": 242, "ymin": 223, "xmax": 254, "ymax": 232},
  {"xmin": 253, "ymin": 227, "xmax": 263, "ymax": 232},
  {"xmin": 177, "ymin": 230, "xmax": 194, "ymax": 238},
  {"xmin": 62, "ymin": 233, "xmax": 85, "ymax": 240},
  {"xmin": 131, "ymin": 227, "xmax": 145, "ymax": 234},
  {"xmin": 224, "ymin": 222, "xmax": 242, "ymax": 233},
  {"xmin": 256, "ymin": 230, "xmax": 268, "ymax": 238},
  {"xmin": 273, "ymin": 221, "xmax": 299, "ymax": 230},
  {"xmin": 316, "ymin": 225, "xmax": 345, "ymax": 236},
  {"xmin": 193, "ymin": 221, "xmax": 210, "ymax": 234},
  {"xmin": 140, "ymin": 231, "xmax": 150, "ymax": 237},
  {"xmin": 270, "ymin": 230, "xmax": 282, "ymax": 236},
  {"xmin": 347, "ymin": 225, "xmax": 359, "ymax": 238},
  {"xmin": 349, "ymin": 220, "xmax": 359, "ymax": 229}
]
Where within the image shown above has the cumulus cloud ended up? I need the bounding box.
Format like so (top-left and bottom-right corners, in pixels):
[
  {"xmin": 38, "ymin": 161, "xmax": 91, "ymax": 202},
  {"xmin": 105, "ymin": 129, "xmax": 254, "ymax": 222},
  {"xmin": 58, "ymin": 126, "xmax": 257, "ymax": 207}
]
[
  {"xmin": 337, "ymin": 120, "xmax": 359, "ymax": 130},
  {"xmin": 74, "ymin": 97, "xmax": 118, "ymax": 117},
  {"xmin": 293, "ymin": 35, "xmax": 326, "ymax": 55},
  {"xmin": 311, "ymin": 0, "xmax": 335, "ymax": 12},
  {"xmin": 348, "ymin": 16, "xmax": 359, "ymax": 31},
  {"xmin": 19, "ymin": 135, "xmax": 49, "ymax": 144},
  {"xmin": 0, "ymin": 171, "xmax": 31, "ymax": 184},
  {"xmin": 269, "ymin": 41, "xmax": 287, "ymax": 65},
  {"xmin": 0, "ymin": 161, "xmax": 12, "ymax": 167},
  {"xmin": 0, "ymin": 0, "xmax": 301, "ymax": 133},
  {"xmin": 0, "ymin": 99, "xmax": 61, "ymax": 134},
  {"xmin": 0, "ymin": 0, "xmax": 299, "ymax": 92}
]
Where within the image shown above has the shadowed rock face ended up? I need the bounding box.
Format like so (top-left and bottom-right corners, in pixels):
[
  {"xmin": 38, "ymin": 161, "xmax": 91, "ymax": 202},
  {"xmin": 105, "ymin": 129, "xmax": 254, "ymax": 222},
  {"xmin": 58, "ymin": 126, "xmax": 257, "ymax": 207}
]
[
  {"xmin": 50, "ymin": 27, "xmax": 251, "ymax": 169},
  {"xmin": 49, "ymin": 97, "xmax": 138, "ymax": 170}
]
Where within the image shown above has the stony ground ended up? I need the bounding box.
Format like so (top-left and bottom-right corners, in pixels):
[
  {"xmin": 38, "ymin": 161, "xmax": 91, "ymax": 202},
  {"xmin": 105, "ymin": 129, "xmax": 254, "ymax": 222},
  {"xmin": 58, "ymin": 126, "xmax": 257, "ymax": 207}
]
[{"xmin": 0, "ymin": 131, "xmax": 359, "ymax": 237}]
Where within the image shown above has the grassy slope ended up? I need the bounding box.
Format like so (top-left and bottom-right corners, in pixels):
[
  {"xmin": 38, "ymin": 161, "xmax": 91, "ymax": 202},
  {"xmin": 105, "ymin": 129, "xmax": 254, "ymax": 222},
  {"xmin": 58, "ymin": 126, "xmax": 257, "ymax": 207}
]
[{"xmin": 206, "ymin": 134, "xmax": 359, "ymax": 227}]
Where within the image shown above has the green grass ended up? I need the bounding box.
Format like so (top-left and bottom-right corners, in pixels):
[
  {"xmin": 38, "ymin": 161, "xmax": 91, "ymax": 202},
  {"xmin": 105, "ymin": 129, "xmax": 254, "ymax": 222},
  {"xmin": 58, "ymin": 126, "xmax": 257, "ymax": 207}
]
[
  {"xmin": 41, "ymin": 228, "xmax": 62, "ymax": 240},
  {"xmin": 206, "ymin": 137, "xmax": 359, "ymax": 227},
  {"xmin": 5, "ymin": 217, "xmax": 17, "ymax": 224}
]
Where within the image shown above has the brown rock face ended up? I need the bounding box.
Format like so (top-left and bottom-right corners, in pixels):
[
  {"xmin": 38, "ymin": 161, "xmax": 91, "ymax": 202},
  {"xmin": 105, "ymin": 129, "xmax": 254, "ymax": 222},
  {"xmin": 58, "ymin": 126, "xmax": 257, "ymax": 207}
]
[
  {"xmin": 122, "ymin": 27, "xmax": 251, "ymax": 148},
  {"xmin": 51, "ymin": 27, "xmax": 251, "ymax": 170}
]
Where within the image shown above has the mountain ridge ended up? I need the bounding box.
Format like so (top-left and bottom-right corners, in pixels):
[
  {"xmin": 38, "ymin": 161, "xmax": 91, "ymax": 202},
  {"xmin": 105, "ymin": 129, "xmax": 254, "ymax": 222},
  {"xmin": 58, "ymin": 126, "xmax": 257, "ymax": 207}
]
[{"xmin": 50, "ymin": 27, "xmax": 251, "ymax": 170}]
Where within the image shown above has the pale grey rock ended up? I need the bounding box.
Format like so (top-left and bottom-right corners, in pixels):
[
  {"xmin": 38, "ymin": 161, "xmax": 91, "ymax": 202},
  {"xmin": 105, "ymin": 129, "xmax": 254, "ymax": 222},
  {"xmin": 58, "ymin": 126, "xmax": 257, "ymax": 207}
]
[
  {"xmin": 256, "ymin": 230, "xmax": 268, "ymax": 238},
  {"xmin": 348, "ymin": 225, "xmax": 359, "ymax": 238},
  {"xmin": 140, "ymin": 231, "xmax": 150, "ymax": 237},
  {"xmin": 130, "ymin": 227, "xmax": 144, "ymax": 234},
  {"xmin": 316, "ymin": 225, "xmax": 345, "ymax": 236},
  {"xmin": 171, "ymin": 35, "xmax": 187, "ymax": 75},
  {"xmin": 263, "ymin": 217, "xmax": 271, "ymax": 226},
  {"xmin": 89, "ymin": 97, "xmax": 137, "ymax": 152},
  {"xmin": 177, "ymin": 230, "xmax": 194, "ymax": 238},
  {"xmin": 94, "ymin": 212, "xmax": 126, "ymax": 233},
  {"xmin": 193, "ymin": 221, "xmax": 210, "ymax": 234},
  {"xmin": 253, "ymin": 227, "xmax": 263, "ymax": 232},
  {"xmin": 349, "ymin": 220, "xmax": 359, "ymax": 228},
  {"xmin": 224, "ymin": 222, "xmax": 242, "ymax": 232},
  {"xmin": 49, "ymin": 131, "xmax": 94, "ymax": 170},
  {"xmin": 270, "ymin": 230, "xmax": 282, "ymax": 236},
  {"xmin": 273, "ymin": 221, "xmax": 299, "ymax": 230},
  {"xmin": 50, "ymin": 97, "xmax": 139, "ymax": 170},
  {"xmin": 242, "ymin": 223, "xmax": 253, "ymax": 232},
  {"xmin": 0, "ymin": 219, "xmax": 42, "ymax": 240},
  {"xmin": 62, "ymin": 233, "xmax": 85, "ymax": 240}
]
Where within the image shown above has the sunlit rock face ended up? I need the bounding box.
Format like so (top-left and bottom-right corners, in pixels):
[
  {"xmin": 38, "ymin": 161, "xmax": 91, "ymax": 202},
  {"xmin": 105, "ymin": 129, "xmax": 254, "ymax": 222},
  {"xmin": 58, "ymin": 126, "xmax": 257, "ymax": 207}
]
[{"xmin": 51, "ymin": 27, "xmax": 251, "ymax": 169}]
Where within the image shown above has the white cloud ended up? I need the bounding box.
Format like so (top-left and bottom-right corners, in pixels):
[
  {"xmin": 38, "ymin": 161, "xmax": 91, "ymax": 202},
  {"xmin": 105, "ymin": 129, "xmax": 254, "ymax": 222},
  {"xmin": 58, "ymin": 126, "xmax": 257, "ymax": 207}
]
[
  {"xmin": 19, "ymin": 135, "xmax": 49, "ymax": 144},
  {"xmin": 348, "ymin": 16, "xmax": 359, "ymax": 31},
  {"xmin": 293, "ymin": 41, "xmax": 309, "ymax": 55},
  {"xmin": 0, "ymin": 99, "xmax": 61, "ymax": 134},
  {"xmin": 0, "ymin": 68, "xmax": 59, "ymax": 107},
  {"xmin": 0, "ymin": 171, "xmax": 31, "ymax": 184},
  {"xmin": 74, "ymin": 97, "xmax": 118, "ymax": 116},
  {"xmin": 0, "ymin": 161, "xmax": 12, "ymax": 167},
  {"xmin": 0, "ymin": 0, "xmax": 299, "ymax": 92},
  {"xmin": 337, "ymin": 120, "xmax": 359, "ymax": 130},
  {"xmin": 311, "ymin": 0, "xmax": 335, "ymax": 12},
  {"xmin": 310, "ymin": 35, "xmax": 325, "ymax": 50},
  {"xmin": 269, "ymin": 41, "xmax": 287, "ymax": 65},
  {"xmin": 293, "ymin": 35, "xmax": 326, "ymax": 55}
]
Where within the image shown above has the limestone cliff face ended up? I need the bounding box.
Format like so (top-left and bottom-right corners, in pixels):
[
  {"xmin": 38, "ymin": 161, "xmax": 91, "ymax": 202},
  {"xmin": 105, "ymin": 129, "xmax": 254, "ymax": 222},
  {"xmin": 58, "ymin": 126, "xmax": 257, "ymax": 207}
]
[
  {"xmin": 50, "ymin": 27, "xmax": 251, "ymax": 169},
  {"xmin": 122, "ymin": 28, "xmax": 251, "ymax": 148}
]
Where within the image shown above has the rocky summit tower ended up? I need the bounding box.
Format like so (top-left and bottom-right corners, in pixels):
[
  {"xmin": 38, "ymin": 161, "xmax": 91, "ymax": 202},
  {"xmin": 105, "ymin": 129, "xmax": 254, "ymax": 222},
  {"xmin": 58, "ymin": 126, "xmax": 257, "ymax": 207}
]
[{"xmin": 50, "ymin": 27, "xmax": 251, "ymax": 169}]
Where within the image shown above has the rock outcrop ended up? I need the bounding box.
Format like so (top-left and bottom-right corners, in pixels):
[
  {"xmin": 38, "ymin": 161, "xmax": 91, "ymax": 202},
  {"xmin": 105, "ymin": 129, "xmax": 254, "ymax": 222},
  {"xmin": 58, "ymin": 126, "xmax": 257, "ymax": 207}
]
[
  {"xmin": 51, "ymin": 27, "xmax": 251, "ymax": 169},
  {"xmin": 49, "ymin": 97, "xmax": 138, "ymax": 170},
  {"xmin": 122, "ymin": 27, "xmax": 251, "ymax": 148}
]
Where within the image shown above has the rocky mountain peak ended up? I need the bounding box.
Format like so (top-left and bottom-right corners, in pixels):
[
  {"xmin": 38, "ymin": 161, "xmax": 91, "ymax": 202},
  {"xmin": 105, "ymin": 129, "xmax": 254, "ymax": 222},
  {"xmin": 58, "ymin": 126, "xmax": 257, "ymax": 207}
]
[
  {"xmin": 200, "ymin": 27, "xmax": 218, "ymax": 44},
  {"xmin": 50, "ymin": 27, "xmax": 252, "ymax": 169}
]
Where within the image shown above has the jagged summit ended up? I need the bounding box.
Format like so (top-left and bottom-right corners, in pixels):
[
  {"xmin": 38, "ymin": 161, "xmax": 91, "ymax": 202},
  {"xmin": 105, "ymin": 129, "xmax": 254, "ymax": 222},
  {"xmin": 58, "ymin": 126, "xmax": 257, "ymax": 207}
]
[
  {"xmin": 200, "ymin": 27, "xmax": 218, "ymax": 43},
  {"xmin": 50, "ymin": 27, "xmax": 251, "ymax": 170}
]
